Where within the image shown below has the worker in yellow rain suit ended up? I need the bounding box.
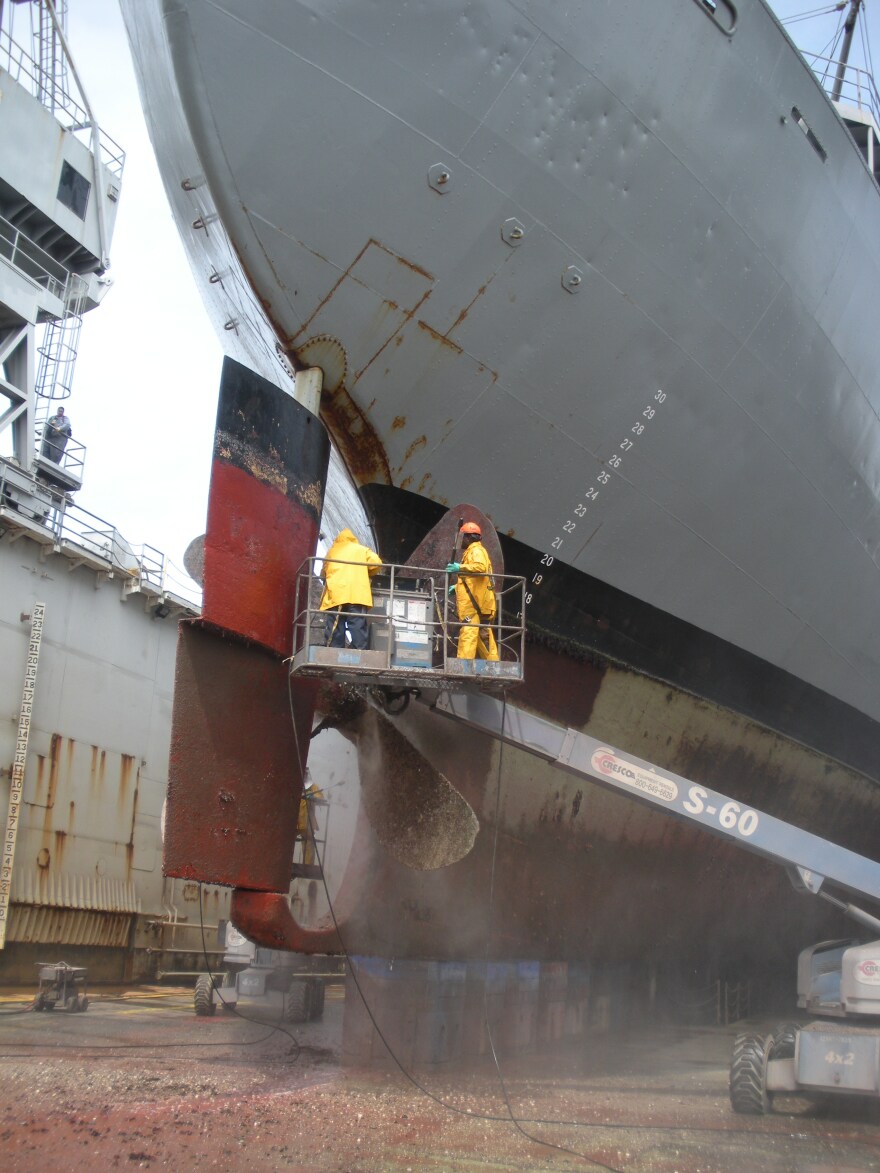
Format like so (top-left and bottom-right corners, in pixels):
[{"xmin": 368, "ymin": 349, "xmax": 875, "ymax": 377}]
[
  {"xmin": 319, "ymin": 528, "xmax": 381, "ymax": 649},
  {"xmin": 296, "ymin": 777, "xmax": 325, "ymax": 867},
  {"xmin": 446, "ymin": 521, "xmax": 499, "ymax": 660}
]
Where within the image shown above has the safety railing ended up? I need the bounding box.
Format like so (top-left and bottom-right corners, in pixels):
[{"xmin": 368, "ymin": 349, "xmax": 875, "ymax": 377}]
[
  {"xmin": 0, "ymin": 212, "xmax": 71, "ymax": 300},
  {"xmin": 34, "ymin": 422, "xmax": 85, "ymax": 482},
  {"xmin": 0, "ymin": 458, "xmax": 201, "ymax": 609},
  {"xmin": 0, "ymin": 27, "xmax": 125, "ymax": 177},
  {"xmin": 128, "ymin": 543, "xmax": 202, "ymax": 609},
  {"xmin": 803, "ymin": 51, "xmax": 880, "ymax": 124},
  {"xmin": 290, "ymin": 557, "xmax": 526, "ymax": 687}
]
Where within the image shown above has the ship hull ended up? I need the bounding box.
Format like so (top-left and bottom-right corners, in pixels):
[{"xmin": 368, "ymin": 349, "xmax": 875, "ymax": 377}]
[
  {"xmin": 120, "ymin": 0, "xmax": 880, "ymax": 978},
  {"xmin": 121, "ymin": 0, "xmax": 880, "ymax": 738}
]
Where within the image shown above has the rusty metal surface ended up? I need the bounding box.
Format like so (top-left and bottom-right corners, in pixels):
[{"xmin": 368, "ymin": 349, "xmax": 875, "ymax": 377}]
[
  {"xmin": 11, "ymin": 871, "xmax": 140, "ymax": 913},
  {"xmin": 229, "ymin": 888, "xmax": 339, "ymax": 953},
  {"xmin": 164, "ymin": 357, "xmax": 342, "ymax": 952},
  {"xmin": 203, "ymin": 357, "xmax": 329, "ymax": 656},
  {"xmin": 0, "ymin": 525, "xmax": 195, "ymax": 978},
  {"xmin": 319, "ymin": 368, "xmax": 394, "ymax": 488},
  {"xmin": 7, "ymin": 906, "xmax": 133, "ymax": 948},
  {"xmin": 165, "ymin": 623, "xmax": 307, "ymax": 891},
  {"xmin": 402, "ymin": 502, "xmax": 505, "ymax": 578}
]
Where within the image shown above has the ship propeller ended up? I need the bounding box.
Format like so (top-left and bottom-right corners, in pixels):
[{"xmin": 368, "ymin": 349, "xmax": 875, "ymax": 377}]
[
  {"xmin": 355, "ymin": 702, "xmax": 478, "ymax": 870},
  {"xmin": 313, "ymin": 681, "xmax": 477, "ymax": 870}
]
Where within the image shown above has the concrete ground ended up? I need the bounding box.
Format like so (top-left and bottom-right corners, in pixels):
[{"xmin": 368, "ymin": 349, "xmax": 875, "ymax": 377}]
[{"xmin": 1, "ymin": 984, "xmax": 879, "ymax": 1172}]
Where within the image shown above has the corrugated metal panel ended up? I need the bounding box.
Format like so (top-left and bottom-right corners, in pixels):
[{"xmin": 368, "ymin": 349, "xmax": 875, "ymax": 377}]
[
  {"xmin": 11, "ymin": 870, "xmax": 141, "ymax": 914},
  {"xmin": 7, "ymin": 904, "xmax": 133, "ymax": 947}
]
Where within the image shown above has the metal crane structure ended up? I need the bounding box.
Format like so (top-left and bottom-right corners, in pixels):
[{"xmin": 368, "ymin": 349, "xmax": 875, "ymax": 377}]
[{"xmin": 0, "ymin": 0, "xmax": 123, "ymax": 504}]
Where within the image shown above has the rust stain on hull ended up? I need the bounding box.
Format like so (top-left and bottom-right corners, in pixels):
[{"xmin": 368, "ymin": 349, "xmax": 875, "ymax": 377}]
[
  {"xmin": 417, "ymin": 318, "xmax": 462, "ymax": 354},
  {"xmin": 282, "ymin": 241, "xmax": 436, "ymax": 491},
  {"xmin": 47, "ymin": 735, "xmax": 60, "ymax": 809},
  {"xmin": 320, "ymin": 378, "xmax": 394, "ymax": 486},
  {"xmin": 232, "ymin": 231, "xmax": 504, "ymax": 525},
  {"xmin": 118, "ymin": 754, "xmax": 134, "ymax": 817},
  {"xmin": 216, "ymin": 428, "xmax": 289, "ymax": 495},
  {"xmin": 53, "ymin": 829, "xmax": 67, "ymax": 868},
  {"xmin": 88, "ymin": 745, "xmax": 103, "ymax": 798},
  {"xmin": 401, "ymin": 435, "xmax": 427, "ymax": 465},
  {"xmin": 232, "ymin": 233, "xmax": 505, "ymax": 514},
  {"xmin": 289, "ymin": 238, "xmax": 432, "ymax": 347},
  {"xmin": 447, "ymin": 278, "xmax": 493, "ymax": 338}
]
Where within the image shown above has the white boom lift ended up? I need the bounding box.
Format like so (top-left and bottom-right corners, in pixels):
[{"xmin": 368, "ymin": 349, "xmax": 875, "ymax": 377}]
[{"xmin": 422, "ymin": 688, "xmax": 880, "ymax": 1114}]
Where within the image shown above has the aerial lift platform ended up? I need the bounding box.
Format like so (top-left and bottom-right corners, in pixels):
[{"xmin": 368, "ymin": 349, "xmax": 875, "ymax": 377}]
[{"xmin": 289, "ymin": 557, "xmax": 527, "ymax": 691}]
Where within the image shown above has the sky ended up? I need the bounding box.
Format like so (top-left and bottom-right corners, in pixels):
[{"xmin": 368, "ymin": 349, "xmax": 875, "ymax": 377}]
[{"xmin": 11, "ymin": 0, "xmax": 878, "ymax": 584}]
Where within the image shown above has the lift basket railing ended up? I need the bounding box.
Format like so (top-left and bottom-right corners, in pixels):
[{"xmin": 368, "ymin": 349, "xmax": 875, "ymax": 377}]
[{"xmin": 290, "ymin": 557, "xmax": 526, "ymax": 687}]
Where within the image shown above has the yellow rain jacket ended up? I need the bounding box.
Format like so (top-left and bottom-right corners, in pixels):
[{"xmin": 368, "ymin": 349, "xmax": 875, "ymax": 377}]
[
  {"xmin": 319, "ymin": 529, "xmax": 381, "ymax": 610},
  {"xmin": 455, "ymin": 540, "xmax": 496, "ymax": 620}
]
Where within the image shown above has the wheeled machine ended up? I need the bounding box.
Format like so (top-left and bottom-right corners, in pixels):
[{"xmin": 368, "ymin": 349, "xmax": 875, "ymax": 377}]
[
  {"xmin": 729, "ymin": 911, "xmax": 880, "ymax": 1113},
  {"xmin": 193, "ymin": 921, "xmax": 326, "ymax": 1023},
  {"xmin": 33, "ymin": 961, "xmax": 89, "ymax": 1013}
]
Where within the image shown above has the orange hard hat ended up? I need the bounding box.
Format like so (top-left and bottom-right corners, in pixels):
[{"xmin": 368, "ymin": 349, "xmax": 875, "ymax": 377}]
[{"xmin": 460, "ymin": 521, "xmax": 481, "ymax": 535}]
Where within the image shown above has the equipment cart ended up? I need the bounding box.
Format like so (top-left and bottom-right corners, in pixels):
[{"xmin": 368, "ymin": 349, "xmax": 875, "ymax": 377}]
[{"xmin": 33, "ymin": 961, "xmax": 89, "ymax": 1012}]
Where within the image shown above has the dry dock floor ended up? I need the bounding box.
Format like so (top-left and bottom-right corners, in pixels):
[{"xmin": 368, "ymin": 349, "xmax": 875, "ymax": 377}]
[{"xmin": 1, "ymin": 984, "xmax": 879, "ymax": 1172}]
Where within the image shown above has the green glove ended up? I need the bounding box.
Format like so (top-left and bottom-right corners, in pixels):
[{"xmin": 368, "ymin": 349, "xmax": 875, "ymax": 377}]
[{"xmin": 445, "ymin": 562, "xmax": 460, "ymax": 573}]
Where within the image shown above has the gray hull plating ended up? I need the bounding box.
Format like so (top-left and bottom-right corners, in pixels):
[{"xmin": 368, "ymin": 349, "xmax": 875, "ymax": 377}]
[{"xmin": 121, "ymin": 0, "xmax": 880, "ymax": 742}]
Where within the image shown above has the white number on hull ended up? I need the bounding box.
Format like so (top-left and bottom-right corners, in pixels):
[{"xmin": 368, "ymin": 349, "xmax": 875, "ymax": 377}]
[{"xmin": 521, "ymin": 390, "xmax": 667, "ymax": 617}]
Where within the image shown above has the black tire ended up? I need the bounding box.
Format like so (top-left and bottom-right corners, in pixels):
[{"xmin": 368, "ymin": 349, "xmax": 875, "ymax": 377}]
[
  {"xmin": 769, "ymin": 1021, "xmax": 799, "ymax": 1061},
  {"xmin": 65, "ymin": 995, "xmax": 78, "ymax": 1013},
  {"xmin": 730, "ymin": 1032, "xmax": 770, "ymax": 1115},
  {"xmin": 308, "ymin": 978, "xmax": 325, "ymax": 1021},
  {"xmin": 284, "ymin": 978, "xmax": 311, "ymax": 1023},
  {"xmin": 77, "ymin": 994, "xmax": 89, "ymax": 1013},
  {"xmin": 33, "ymin": 993, "xmax": 45, "ymax": 1012},
  {"xmin": 194, "ymin": 974, "xmax": 216, "ymax": 1017}
]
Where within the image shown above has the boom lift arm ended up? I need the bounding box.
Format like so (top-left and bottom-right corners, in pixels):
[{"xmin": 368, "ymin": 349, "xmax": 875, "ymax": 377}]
[{"xmin": 426, "ymin": 689, "xmax": 880, "ymax": 918}]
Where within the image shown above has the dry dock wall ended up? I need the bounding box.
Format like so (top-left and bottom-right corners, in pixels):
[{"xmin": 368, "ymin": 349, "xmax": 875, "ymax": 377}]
[{"xmin": 0, "ymin": 531, "xmax": 205, "ymax": 981}]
